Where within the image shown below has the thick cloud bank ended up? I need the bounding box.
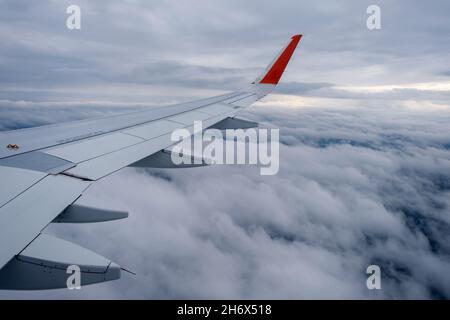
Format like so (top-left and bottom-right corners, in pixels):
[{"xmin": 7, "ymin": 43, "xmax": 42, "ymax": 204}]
[
  {"xmin": 2, "ymin": 100, "xmax": 449, "ymax": 299},
  {"xmin": 1, "ymin": 0, "xmax": 450, "ymax": 300}
]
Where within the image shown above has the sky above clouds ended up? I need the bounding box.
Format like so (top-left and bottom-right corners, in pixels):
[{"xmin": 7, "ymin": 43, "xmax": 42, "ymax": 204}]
[
  {"xmin": 0, "ymin": 0, "xmax": 450, "ymax": 299},
  {"xmin": 1, "ymin": 0, "xmax": 450, "ymax": 103}
]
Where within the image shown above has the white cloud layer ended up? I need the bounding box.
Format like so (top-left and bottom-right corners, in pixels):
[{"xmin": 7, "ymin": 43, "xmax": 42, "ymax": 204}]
[
  {"xmin": 1, "ymin": 0, "xmax": 450, "ymax": 299},
  {"xmin": 1, "ymin": 99, "xmax": 449, "ymax": 299}
]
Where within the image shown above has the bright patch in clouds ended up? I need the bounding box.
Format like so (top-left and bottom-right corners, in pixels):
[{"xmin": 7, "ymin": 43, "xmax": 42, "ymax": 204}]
[{"xmin": 336, "ymin": 81, "xmax": 450, "ymax": 93}]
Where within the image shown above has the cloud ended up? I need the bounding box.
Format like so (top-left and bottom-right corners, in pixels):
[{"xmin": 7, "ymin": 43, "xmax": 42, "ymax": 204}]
[
  {"xmin": 275, "ymin": 81, "xmax": 450, "ymax": 103},
  {"xmin": 1, "ymin": 98, "xmax": 449, "ymax": 299},
  {"xmin": 2, "ymin": 0, "xmax": 450, "ymax": 102},
  {"xmin": 1, "ymin": 0, "xmax": 450, "ymax": 300},
  {"xmin": 0, "ymin": 100, "xmax": 145, "ymax": 131},
  {"xmin": 124, "ymin": 60, "xmax": 257, "ymax": 90}
]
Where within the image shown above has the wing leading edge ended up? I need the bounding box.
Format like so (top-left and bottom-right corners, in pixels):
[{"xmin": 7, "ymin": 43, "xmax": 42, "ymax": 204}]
[{"xmin": 0, "ymin": 34, "xmax": 302, "ymax": 289}]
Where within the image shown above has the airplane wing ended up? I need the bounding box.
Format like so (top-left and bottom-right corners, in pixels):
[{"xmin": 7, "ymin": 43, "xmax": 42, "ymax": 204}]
[{"xmin": 0, "ymin": 35, "xmax": 302, "ymax": 290}]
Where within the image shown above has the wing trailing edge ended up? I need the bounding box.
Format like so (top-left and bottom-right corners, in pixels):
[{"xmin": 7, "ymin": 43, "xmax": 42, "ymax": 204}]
[
  {"xmin": 209, "ymin": 117, "xmax": 258, "ymax": 130},
  {"xmin": 0, "ymin": 234, "xmax": 121, "ymax": 290}
]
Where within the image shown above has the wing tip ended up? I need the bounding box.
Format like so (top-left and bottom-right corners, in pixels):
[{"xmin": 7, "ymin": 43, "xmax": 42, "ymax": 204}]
[{"xmin": 258, "ymin": 34, "xmax": 302, "ymax": 85}]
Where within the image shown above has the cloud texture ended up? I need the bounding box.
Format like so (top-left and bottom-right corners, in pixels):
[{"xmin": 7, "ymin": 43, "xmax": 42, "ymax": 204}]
[
  {"xmin": 1, "ymin": 0, "xmax": 450, "ymax": 299},
  {"xmin": 1, "ymin": 100, "xmax": 450, "ymax": 299}
]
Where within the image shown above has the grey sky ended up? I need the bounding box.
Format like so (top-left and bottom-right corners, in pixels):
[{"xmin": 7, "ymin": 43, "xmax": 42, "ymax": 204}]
[
  {"xmin": 1, "ymin": 0, "xmax": 450, "ymax": 103},
  {"xmin": 0, "ymin": 0, "xmax": 450, "ymax": 299}
]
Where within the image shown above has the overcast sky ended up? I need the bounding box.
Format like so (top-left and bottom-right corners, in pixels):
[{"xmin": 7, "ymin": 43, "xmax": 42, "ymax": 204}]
[
  {"xmin": 0, "ymin": 0, "xmax": 450, "ymax": 299},
  {"xmin": 1, "ymin": 0, "xmax": 450, "ymax": 105}
]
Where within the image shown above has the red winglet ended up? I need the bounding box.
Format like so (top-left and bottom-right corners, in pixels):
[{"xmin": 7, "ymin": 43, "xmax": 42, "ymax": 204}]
[{"xmin": 259, "ymin": 34, "xmax": 302, "ymax": 85}]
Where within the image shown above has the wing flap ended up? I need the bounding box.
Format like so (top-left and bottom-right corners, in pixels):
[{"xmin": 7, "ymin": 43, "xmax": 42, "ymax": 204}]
[
  {"xmin": 39, "ymin": 101, "xmax": 239, "ymax": 168},
  {"xmin": 0, "ymin": 174, "xmax": 90, "ymax": 269},
  {"xmin": 0, "ymin": 166, "xmax": 47, "ymax": 207},
  {"xmin": 63, "ymin": 133, "xmax": 173, "ymax": 180},
  {"xmin": 209, "ymin": 117, "xmax": 258, "ymax": 130},
  {"xmin": 121, "ymin": 119, "xmax": 181, "ymax": 140},
  {"xmin": 0, "ymin": 234, "xmax": 120, "ymax": 290},
  {"xmin": 43, "ymin": 132, "xmax": 144, "ymax": 164},
  {"xmin": 60, "ymin": 102, "xmax": 240, "ymax": 180},
  {"xmin": 167, "ymin": 110, "xmax": 212, "ymax": 126},
  {"xmin": 196, "ymin": 103, "xmax": 236, "ymax": 116}
]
